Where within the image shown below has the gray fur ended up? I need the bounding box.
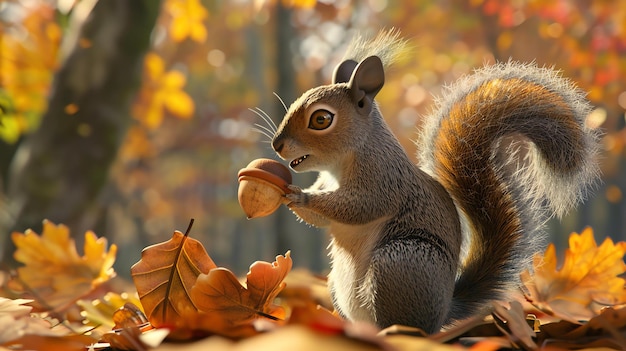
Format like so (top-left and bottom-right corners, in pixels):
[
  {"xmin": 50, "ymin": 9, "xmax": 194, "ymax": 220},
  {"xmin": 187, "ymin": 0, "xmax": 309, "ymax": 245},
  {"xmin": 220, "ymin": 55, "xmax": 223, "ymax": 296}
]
[{"xmin": 342, "ymin": 28, "xmax": 409, "ymax": 68}]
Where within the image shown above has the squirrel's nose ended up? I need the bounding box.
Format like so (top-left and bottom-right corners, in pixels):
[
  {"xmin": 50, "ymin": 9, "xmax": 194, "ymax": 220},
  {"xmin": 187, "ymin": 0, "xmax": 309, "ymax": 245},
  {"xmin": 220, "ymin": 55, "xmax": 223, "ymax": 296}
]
[{"xmin": 272, "ymin": 136, "xmax": 284, "ymax": 153}]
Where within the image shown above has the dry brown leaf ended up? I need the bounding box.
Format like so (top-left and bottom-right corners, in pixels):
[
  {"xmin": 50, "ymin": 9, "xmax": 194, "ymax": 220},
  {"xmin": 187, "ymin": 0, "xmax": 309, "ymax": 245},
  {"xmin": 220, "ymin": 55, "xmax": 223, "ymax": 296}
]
[
  {"xmin": 98, "ymin": 303, "xmax": 172, "ymax": 350},
  {"xmin": 1, "ymin": 334, "xmax": 97, "ymax": 351},
  {"xmin": 522, "ymin": 227, "xmax": 626, "ymax": 322},
  {"xmin": 492, "ymin": 301, "xmax": 537, "ymax": 349},
  {"xmin": 130, "ymin": 228, "xmax": 216, "ymax": 329},
  {"xmin": 11, "ymin": 220, "xmax": 116, "ymax": 312},
  {"xmin": 183, "ymin": 252, "xmax": 292, "ymax": 338},
  {"xmin": 0, "ymin": 297, "xmax": 98, "ymax": 349},
  {"xmin": 131, "ymin": 224, "xmax": 294, "ymax": 340},
  {"xmin": 0, "ymin": 297, "xmax": 33, "ymax": 317},
  {"xmin": 539, "ymin": 305, "xmax": 626, "ymax": 349},
  {"xmin": 0, "ymin": 298, "xmax": 50, "ymax": 343}
]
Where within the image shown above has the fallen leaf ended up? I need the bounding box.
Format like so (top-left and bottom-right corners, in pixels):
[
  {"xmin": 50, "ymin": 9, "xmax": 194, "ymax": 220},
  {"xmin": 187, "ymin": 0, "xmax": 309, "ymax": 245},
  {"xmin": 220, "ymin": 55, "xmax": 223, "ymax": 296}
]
[
  {"xmin": 11, "ymin": 220, "xmax": 117, "ymax": 313},
  {"xmin": 0, "ymin": 297, "xmax": 34, "ymax": 317},
  {"xmin": 130, "ymin": 227, "xmax": 216, "ymax": 329},
  {"xmin": 538, "ymin": 306, "xmax": 626, "ymax": 349},
  {"xmin": 280, "ymin": 268, "xmax": 332, "ymax": 310},
  {"xmin": 100, "ymin": 305, "xmax": 160, "ymax": 351},
  {"xmin": 1, "ymin": 334, "xmax": 97, "ymax": 351},
  {"xmin": 78, "ymin": 292, "xmax": 144, "ymax": 329},
  {"xmin": 521, "ymin": 227, "xmax": 626, "ymax": 322},
  {"xmin": 185, "ymin": 251, "xmax": 292, "ymax": 337},
  {"xmin": 0, "ymin": 298, "xmax": 49, "ymax": 343},
  {"xmin": 491, "ymin": 301, "xmax": 537, "ymax": 349},
  {"xmin": 0, "ymin": 297, "xmax": 98, "ymax": 348}
]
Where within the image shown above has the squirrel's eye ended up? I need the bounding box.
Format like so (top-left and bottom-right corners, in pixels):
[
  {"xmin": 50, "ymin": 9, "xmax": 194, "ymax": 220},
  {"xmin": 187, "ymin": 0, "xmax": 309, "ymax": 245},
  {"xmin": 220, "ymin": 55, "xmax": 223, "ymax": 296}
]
[{"xmin": 308, "ymin": 109, "xmax": 334, "ymax": 130}]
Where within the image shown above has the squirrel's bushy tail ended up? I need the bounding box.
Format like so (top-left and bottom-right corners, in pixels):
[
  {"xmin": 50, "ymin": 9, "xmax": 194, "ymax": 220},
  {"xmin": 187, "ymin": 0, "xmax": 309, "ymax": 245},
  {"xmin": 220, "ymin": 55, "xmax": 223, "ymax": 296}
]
[{"xmin": 417, "ymin": 62, "xmax": 600, "ymax": 322}]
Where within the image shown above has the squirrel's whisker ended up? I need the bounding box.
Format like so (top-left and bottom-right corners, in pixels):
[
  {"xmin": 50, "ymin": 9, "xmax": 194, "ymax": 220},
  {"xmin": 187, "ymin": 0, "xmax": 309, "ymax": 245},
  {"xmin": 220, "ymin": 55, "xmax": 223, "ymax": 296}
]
[
  {"xmin": 274, "ymin": 92, "xmax": 289, "ymax": 113},
  {"xmin": 254, "ymin": 107, "xmax": 278, "ymax": 133},
  {"xmin": 253, "ymin": 123, "xmax": 276, "ymax": 140},
  {"xmin": 249, "ymin": 107, "xmax": 277, "ymax": 134},
  {"xmin": 251, "ymin": 126, "xmax": 274, "ymax": 141}
]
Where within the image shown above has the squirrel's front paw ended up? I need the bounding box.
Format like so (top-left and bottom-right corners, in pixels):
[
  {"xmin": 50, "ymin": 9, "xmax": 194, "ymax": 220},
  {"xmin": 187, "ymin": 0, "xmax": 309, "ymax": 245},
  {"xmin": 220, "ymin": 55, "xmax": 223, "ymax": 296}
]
[{"xmin": 286, "ymin": 185, "xmax": 309, "ymax": 206}]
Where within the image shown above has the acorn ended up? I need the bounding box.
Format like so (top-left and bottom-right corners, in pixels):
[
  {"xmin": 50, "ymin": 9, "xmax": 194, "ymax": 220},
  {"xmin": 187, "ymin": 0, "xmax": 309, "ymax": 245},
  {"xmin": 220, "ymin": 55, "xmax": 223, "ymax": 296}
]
[{"xmin": 237, "ymin": 158, "xmax": 292, "ymax": 219}]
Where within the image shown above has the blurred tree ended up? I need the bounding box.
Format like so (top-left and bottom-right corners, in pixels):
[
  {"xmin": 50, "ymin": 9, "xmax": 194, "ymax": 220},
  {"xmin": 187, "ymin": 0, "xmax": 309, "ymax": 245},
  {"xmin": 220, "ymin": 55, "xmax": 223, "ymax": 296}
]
[{"xmin": 1, "ymin": 0, "xmax": 161, "ymax": 265}]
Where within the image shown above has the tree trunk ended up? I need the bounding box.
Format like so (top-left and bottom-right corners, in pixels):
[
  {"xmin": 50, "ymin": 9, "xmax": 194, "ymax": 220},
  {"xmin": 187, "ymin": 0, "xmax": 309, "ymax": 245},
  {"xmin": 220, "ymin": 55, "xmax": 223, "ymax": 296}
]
[
  {"xmin": 273, "ymin": 3, "xmax": 327, "ymax": 272},
  {"xmin": 1, "ymin": 0, "xmax": 161, "ymax": 266}
]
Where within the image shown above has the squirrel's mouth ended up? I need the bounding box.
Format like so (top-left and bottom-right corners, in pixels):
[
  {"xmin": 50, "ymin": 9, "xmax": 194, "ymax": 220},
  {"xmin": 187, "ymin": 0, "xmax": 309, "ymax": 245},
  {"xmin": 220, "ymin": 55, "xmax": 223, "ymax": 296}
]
[{"xmin": 290, "ymin": 155, "xmax": 309, "ymax": 168}]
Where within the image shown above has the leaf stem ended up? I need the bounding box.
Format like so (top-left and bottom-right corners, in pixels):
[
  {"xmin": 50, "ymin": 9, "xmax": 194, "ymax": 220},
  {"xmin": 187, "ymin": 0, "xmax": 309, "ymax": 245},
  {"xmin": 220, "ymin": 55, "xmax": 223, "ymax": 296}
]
[
  {"xmin": 256, "ymin": 310, "xmax": 283, "ymax": 321},
  {"xmin": 163, "ymin": 219, "xmax": 195, "ymax": 323}
]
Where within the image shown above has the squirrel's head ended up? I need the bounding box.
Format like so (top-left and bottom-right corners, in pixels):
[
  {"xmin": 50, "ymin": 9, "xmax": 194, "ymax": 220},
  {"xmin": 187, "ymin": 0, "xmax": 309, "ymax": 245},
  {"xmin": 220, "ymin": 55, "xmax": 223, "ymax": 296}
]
[{"xmin": 272, "ymin": 55, "xmax": 385, "ymax": 173}]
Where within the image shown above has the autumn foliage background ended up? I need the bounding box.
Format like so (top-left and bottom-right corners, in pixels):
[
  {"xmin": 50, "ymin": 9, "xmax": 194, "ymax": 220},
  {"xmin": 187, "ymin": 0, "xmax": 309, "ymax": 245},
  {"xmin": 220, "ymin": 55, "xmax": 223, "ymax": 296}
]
[{"xmin": 1, "ymin": 0, "xmax": 626, "ymax": 277}]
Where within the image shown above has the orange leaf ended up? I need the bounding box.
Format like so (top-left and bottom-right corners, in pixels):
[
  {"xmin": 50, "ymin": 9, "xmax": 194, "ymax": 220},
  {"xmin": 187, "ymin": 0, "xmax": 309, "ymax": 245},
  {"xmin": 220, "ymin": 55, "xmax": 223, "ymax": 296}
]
[
  {"xmin": 2, "ymin": 335, "xmax": 97, "ymax": 351},
  {"xmin": 11, "ymin": 220, "xmax": 116, "ymax": 312},
  {"xmin": 522, "ymin": 227, "xmax": 626, "ymax": 322},
  {"xmin": 185, "ymin": 251, "xmax": 292, "ymax": 336},
  {"xmin": 130, "ymin": 227, "xmax": 216, "ymax": 329}
]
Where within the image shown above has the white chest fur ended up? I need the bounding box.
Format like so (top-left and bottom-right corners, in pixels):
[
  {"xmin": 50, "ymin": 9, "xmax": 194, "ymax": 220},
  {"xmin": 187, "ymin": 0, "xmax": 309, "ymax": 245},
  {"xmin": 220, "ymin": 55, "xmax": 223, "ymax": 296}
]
[{"xmin": 327, "ymin": 217, "xmax": 388, "ymax": 324}]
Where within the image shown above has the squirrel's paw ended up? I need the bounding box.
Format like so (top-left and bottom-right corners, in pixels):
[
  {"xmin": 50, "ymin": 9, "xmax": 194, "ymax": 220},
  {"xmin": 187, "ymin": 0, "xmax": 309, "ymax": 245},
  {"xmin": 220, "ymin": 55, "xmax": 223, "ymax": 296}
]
[{"xmin": 286, "ymin": 185, "xmax": 309, "ymax": 206}]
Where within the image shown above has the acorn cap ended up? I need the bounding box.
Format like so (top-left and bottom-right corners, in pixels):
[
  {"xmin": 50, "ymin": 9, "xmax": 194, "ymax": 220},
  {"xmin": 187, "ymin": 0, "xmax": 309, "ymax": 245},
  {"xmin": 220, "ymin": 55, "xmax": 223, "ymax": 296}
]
[{"xmin": 237, "ymin": 158, "xmax": 292, "ymax": 193}]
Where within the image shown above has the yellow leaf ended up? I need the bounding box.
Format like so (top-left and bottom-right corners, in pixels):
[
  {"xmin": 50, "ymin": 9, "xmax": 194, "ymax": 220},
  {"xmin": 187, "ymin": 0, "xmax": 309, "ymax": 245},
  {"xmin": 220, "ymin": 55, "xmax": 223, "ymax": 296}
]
[
  {"xmin": 283, "ymin": 0, "xmax": 317, "ymax": 9},
  {"xmin": 78, "ymin": 292, "xmax": 143, "ymax": 329},
  {"xmin": 132, "ymin": 52, "xmax": 195, "ymax": 128},
  {"xmin": 163, "ymin": 91, "xmax": 194, "ymax": 118},
  {"xmin": 522, "ymin": 227, "xmax": 626, "ymax": 322},
  {"xmin": 162, "ymin": 71, "xmax": 186, "ymax": 89},
  {"xmin": 169, "ymin": 18, "xmax": 191, "ymax": 42},
  {"xmin": 189, "ymin": 22, "xmax": 208, "ymax": 42},
  {"xmin": 0, "ymin": 3, "xmax": 61, "ymax": 142},
  {"xmin": 0, "ymin": 114, "xmax": 21, "ymax": 144},
  {"xmin": 144, "ymin": 52, "xmax": 165, "ymax": 81},
  {"xmin": 11, "ymin": 220, "xmax": 117, "ymax": 312},
  {"xmin": 165, "ymin": 0, "xmax": 208, "ymax": 43}
]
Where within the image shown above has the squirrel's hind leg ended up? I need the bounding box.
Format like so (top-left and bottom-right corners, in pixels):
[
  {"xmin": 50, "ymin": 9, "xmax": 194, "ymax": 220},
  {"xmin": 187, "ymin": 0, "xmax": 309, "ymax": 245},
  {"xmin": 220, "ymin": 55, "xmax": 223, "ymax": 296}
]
[{"xmin": 368, "ymin": 232, "xmax": 456, "ymax": 333}]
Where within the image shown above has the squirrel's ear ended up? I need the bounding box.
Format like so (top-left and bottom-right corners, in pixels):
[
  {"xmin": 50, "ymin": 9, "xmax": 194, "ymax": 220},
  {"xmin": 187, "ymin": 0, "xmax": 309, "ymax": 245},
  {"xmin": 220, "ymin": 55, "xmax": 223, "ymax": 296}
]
[
  {"xmin": 348, "ymin": 56, "xmax": 384, "ymax": 114},
  {"xmin": 332, "ymin": 59, "xmax": 358, "ymax": 84}
]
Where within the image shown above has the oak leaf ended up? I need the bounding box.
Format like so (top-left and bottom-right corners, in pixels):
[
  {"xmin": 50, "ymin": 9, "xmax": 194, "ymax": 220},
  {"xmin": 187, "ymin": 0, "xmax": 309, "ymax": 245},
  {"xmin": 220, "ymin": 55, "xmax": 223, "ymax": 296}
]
[
  {"xmin": 11, "ymin": 220, "xmax": 117, "ymax": 312},
  {"xmin": 130, "ymin": 225, "xmax": 293, "ymax": 339},
  {"xmin": 185, "ymin": 251, "xmax": 292, "ymax": 336},
  {"xmin": 521, "ymin": 227, "xmax": 626, "ymax": 322},
  {"xmin": 130, "ymin": 229, "xmax": 216, "ymax": 329}
]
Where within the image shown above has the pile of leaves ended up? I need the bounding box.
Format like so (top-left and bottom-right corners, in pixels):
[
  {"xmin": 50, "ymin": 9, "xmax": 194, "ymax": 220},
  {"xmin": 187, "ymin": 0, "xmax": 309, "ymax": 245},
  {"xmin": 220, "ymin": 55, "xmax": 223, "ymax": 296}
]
[{"xmin": 1, "ymin": 220, "xmax": 626, "ymax": 351}]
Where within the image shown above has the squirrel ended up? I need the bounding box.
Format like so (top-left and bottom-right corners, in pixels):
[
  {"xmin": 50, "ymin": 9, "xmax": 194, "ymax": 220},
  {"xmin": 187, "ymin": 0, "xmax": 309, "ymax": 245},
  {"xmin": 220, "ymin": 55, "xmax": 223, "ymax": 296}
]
[{"xmin": 270, "ymin": 30, "xmax": 599, "ymax": 333}]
